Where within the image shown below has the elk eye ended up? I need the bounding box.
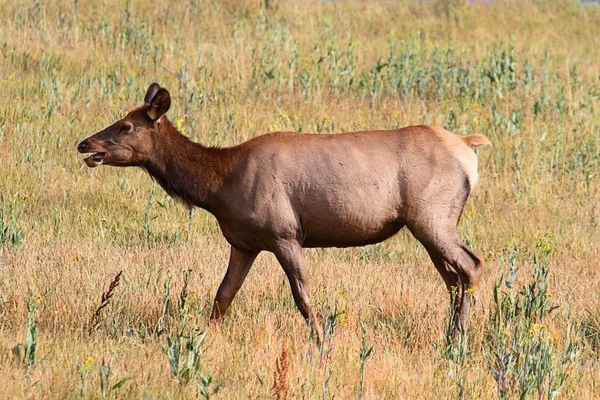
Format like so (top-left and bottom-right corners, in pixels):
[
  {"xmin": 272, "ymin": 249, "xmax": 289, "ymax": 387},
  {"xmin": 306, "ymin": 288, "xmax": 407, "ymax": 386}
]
[{"xmin": 121, "ymin": 123, "xmax": 134, "ymax": 133}]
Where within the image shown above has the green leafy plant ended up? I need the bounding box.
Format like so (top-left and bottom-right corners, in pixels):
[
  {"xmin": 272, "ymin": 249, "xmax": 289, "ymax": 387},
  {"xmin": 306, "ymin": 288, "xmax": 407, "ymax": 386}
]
[
  {"xmin": 316, "ymin": 299, "xmax": 342, "ymax": 400},
  {"xmin": 99, "ymin": 359, "xmax": 130, "ymax": 399},
  {"xmin": 486, "ymin": 238, "xmax": 579, "ymax": 399},
  {"xmin": 358, "ymin": 320, "xmax": 374, "ymax": 400},
  {"xmin": 160, "ymin": 272, "xmax": 221, "ymax": 395},
  {"xmin": 13, "ymin": 295, "xmax": 38, "ymax": 368},
  {"xmin": 0, "ymin": 210, "xmax": 22, "ymax": 247}
]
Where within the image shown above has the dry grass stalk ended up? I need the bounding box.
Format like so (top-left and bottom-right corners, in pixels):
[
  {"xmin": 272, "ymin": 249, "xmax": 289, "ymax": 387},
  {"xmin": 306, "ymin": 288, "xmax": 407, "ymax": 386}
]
[
  {"xmin": 88, "ymin": 271, "xmax": 123, "ymax": 334},
  {"xmin": 272, "ymin": 338, "xmax": 289, "ymax": 400}
]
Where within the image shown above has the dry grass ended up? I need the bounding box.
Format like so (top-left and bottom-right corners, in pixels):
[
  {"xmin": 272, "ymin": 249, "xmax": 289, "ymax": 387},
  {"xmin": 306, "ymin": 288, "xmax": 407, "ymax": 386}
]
[
  {"xmin": 88, "ymin": 270, "xmax": 123, "ymax": 334},
  {"xmin": 273, "ymin": 338, "xmax": 290, "ymax": 400},
  {"xmin": 1, "ymin": 0, "xmax": 600, "ymax": 398}
]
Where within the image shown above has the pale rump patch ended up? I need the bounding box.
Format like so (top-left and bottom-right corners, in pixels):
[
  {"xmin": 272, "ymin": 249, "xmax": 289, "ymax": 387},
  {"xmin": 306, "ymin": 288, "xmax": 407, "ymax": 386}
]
[
  {"xmin": 430, "ymin": 129, "xmax": 488, "ymax": 190},
  {"xmin": 457, "ymin": 134, "xmax": 490, "ymax": 188},
  {"xmin": 457, "ymin": 150, "xmax": 479, "ymax": 188}
]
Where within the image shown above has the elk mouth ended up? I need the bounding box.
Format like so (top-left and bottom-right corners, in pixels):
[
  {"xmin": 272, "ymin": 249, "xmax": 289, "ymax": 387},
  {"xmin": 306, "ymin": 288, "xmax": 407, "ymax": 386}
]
[{"xmin": 83, "ymin": 152, "xmax": 106, "ymax": 167}]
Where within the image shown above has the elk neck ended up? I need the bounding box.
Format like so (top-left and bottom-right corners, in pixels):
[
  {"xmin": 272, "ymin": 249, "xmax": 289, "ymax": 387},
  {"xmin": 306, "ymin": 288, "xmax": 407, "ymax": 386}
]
[{"xmin": 142, "ymin": 118, "xmax": 234, "ymax": 212}]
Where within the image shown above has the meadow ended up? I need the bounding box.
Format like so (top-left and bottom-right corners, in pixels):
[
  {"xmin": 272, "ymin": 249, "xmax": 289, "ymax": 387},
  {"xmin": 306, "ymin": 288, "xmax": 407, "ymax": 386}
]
[{"xmin": 1, "ymin": 0, "xmax": 599, "ymax": 398}]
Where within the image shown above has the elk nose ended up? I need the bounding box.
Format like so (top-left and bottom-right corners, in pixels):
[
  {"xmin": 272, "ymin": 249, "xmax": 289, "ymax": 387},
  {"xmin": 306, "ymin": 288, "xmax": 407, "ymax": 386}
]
[{"xmin": 77, "ymin": 140, "xmax": 89, "ymax": 153}]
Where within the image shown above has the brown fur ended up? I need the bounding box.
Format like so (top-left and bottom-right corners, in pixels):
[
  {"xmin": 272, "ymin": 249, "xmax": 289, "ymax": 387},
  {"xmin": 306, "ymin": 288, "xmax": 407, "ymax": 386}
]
[{"xmin": 78, "ymin": 83, "xmax": 491, "ymax": 340}]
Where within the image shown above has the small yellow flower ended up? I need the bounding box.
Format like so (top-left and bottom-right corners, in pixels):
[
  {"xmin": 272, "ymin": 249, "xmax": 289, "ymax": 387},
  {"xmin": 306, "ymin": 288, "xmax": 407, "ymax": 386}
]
[
  {"xmin": 339, "ymin": 309, "xmax": 348, "ymax": 324},
  {"xmin": 175, "ymin": 118, "xmax": 185, "ymax": 131},
  {"xmin": 84, "ymin": 356, "xmax": 94, "ymax": 370},
  {"xmin": 529, "ymin": 323, "xmax": 544, "ymax": 337},
  {"xmin": 338, "ymin": 289, "xmax": 346, "ymax": 296},
  {"xmin": 466, "ymin": 288, "xmax": 475, "ymax": 295}
]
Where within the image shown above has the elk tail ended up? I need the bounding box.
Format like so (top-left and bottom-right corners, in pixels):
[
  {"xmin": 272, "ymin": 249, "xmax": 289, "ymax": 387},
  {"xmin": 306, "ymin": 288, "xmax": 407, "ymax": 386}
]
[{"xmin": 461, "ymin": 134, "xmax": 491, "ymax": 148}]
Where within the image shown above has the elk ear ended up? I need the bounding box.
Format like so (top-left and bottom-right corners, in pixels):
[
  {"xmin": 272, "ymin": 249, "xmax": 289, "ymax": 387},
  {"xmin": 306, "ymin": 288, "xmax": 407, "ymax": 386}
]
[
  {"xmin": 147, "ymin": 88, "xmax": 171, "ymax": 121},
  {"xmin": 144, "ymin": 83, "xmax": 161, "ymax": 105}
]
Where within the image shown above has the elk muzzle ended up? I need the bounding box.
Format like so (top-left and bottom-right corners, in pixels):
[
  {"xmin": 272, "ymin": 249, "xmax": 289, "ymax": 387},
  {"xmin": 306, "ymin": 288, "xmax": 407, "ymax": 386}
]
[{"xmin": 77, "ymin": 139, "xmax": 107, "ymax": 168}]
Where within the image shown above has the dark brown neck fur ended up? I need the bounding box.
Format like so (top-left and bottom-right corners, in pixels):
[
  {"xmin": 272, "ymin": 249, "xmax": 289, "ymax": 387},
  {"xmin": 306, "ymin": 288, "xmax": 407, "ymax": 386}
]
[{"xmin": 142, "ymin": 118, "xmax": 233, "ymax": 212}]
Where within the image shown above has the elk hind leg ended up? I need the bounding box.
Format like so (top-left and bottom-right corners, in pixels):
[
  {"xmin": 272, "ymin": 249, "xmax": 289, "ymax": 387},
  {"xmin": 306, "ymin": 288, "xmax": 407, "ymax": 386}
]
[
  {"xmin": 424, "ymin": 244, "xmax": 460, "ymax": 293},
  {"xmin": 413, "ymin": 226, "xmax": 483, "ymax": 335}
]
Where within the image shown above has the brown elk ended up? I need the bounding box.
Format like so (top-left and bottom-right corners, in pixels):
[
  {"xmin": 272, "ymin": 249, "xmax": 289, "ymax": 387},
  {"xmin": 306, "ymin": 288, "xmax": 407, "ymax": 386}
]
[{"xmin": 78, "ymin": 83, "xmax": 490, "ymax": 340}]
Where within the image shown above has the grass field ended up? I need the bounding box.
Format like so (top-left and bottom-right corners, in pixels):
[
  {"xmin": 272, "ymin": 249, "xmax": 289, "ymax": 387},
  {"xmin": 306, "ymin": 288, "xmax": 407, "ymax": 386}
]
[{"xmin": 1, "ymin": 0, "xmax": 600, "ymax": 398}]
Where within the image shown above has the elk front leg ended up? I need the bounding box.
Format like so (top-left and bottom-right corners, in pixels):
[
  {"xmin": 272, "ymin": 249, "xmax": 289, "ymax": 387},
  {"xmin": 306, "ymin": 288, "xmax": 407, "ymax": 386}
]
[
  {"xmin": 273, "ymin": 240, "xmax": 323, "ymax": 343},
  {"xmin": 210, "ymin": 247, "xmax": 259, "ymax": 320}
]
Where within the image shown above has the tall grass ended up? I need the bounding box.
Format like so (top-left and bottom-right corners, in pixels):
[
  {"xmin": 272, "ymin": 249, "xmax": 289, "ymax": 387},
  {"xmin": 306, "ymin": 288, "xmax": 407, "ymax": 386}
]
[{"xmin": 0, "ymin": 0, "xmax": 599, "ymax": 398}]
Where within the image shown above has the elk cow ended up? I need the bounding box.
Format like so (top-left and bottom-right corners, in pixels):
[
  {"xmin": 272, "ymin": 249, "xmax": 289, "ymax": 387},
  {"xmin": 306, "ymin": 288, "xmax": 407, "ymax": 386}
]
[{"xmin": 78, "ymin": 83, "xmax": 490, "ymax": 339}]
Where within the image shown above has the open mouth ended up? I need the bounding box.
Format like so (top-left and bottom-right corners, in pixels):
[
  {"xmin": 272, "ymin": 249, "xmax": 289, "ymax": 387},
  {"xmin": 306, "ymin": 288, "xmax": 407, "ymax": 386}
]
[{"xmin": 83, "ymin": 152, "xmax": 106, "ymax": 167}]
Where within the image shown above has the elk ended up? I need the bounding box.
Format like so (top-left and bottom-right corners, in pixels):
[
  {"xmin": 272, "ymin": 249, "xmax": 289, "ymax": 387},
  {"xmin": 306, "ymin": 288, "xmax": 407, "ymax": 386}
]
[{"xmin": 78, "ymin": 83, "xmax": 490, "ymax": 340}]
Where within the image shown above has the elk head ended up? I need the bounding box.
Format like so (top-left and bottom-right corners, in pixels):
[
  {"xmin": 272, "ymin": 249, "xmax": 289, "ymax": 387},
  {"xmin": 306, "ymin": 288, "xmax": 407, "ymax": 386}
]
[{"xmin": 77, "ymin": 83, "xmax": 171, "ymax": 168}]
